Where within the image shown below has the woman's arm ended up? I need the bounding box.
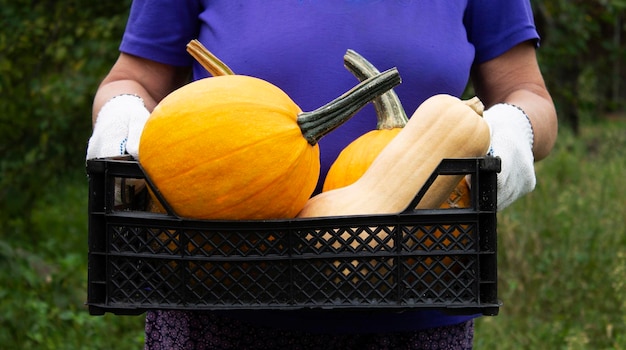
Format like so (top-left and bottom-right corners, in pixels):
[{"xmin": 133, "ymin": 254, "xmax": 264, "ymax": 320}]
[
  {"xmin": 92, "ymin": 53, "xmax": 191, "ymax": 124},
  {"xmin": 86, "ymin": 53, "xmax": 191, "ymax": 159},
  {"xmin": 472, "ymin": 41, "xmax": 558, "ymax": 161}
]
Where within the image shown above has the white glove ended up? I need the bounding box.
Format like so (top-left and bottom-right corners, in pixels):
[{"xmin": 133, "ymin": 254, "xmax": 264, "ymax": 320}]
[
  {"xmin": 483, "ymin": 103, "xmax": 536, "ymax": 210},
  {"xmin": 86, "ymin": 94, "xmax": 150, "ymax": 160}
]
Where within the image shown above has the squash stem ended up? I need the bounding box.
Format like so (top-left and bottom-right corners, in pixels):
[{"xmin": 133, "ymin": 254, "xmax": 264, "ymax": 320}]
[
  {"xmin": 343, "ymin": 49, "xmax": 408, "ymax": 129},
  {"xmin": 186, "ymin": 39, "xmax": 235, "ymax": 76},
  {"xmin": 298, "ymin": 68, "xmax": 401, "ymax": 145},
  {"xmin": 463, "ymin": 96, "xmax": 485, "ymax": 116}
]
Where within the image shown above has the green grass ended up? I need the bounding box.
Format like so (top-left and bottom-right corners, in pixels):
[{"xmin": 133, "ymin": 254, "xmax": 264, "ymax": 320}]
[
  {"xmin": 0, "ymin": 174, "xmax": 145, "ymax": 350},
  {"xmin": 0, "ymin": 121, "xmax": 624, "ymax": 349}
]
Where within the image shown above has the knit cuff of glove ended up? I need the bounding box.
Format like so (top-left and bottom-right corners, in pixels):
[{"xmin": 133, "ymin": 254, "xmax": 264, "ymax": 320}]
[
  {"xmin": 108, "ymin": 93, "xmax": 146, "ymax": 112},
  {"xmin": 485, "ymin": 103, "xmax": 534, "ymax": 156}
]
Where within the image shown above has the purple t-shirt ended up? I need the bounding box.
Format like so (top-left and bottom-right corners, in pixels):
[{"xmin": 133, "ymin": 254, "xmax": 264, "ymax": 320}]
[{"xmin": 121, "ymin": 0, "xmax": 538, "ymax": 332}]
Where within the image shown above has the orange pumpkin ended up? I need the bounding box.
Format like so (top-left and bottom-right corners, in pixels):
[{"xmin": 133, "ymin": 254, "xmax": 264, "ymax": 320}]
[{"xmin": 322, "ymin": 50, "xmax": 407, "ymax": 192}]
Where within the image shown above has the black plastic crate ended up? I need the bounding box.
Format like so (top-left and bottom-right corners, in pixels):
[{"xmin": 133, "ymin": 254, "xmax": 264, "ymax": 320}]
[{"xmin": 86, "ymin": 156, "xmax": 501, "ymax": 316}]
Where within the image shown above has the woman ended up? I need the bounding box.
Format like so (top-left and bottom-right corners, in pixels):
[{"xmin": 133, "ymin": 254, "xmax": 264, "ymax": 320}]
[{"xmin": 87, "ymin": 1, "xmax": 558, "ymax": 349}]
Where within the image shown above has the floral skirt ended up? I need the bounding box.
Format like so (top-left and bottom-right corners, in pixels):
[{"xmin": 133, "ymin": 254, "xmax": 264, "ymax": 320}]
[{"xmin": 144, "ymin": 310, "xmax": 474, "ymax": 350}]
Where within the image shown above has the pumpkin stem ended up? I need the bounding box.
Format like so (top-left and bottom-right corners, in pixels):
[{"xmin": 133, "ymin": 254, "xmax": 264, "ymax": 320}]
[
  {"xmin": 298, "ymin": 67, "xmax": 401, "ymax": 145},
  {"xmin": 186, "ymin": 39, "xmax": 235, "ymax": 76},
  {"xmin": 343, "ymin": 49, "xmax": 408, "ymax": 129}
]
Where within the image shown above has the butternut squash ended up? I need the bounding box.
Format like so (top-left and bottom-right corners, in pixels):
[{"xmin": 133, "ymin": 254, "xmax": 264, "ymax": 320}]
[
  {"xmin": 324, "ymin": 50, "xmax": 483, "ymax": 209},
  {"xmin": 297, "ymin": 94, "xmax": 491, "ymax": 218}
]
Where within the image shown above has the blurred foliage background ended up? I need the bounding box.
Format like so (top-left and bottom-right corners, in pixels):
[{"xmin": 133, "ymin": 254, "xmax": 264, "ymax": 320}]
[
  {"xmin": 0, "ymin": 0, "xmax": 624, "ymax": 348},
  {"xmin": 1, "ymin": 0, "xmax": 130, "ymax": 234},
  {"xmin": 532, "ymin": 0, "xmax": 626, "ymax": 132}
]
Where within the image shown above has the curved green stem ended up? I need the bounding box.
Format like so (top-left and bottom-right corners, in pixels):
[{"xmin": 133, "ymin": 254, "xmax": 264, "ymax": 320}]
[
  {"xmin": 298, "ymin": 68, "xmax": 401, "ymax": 145},
  {"xmin": 343, "ymin": 49, "xmax": 408, "ymax": 129}
]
